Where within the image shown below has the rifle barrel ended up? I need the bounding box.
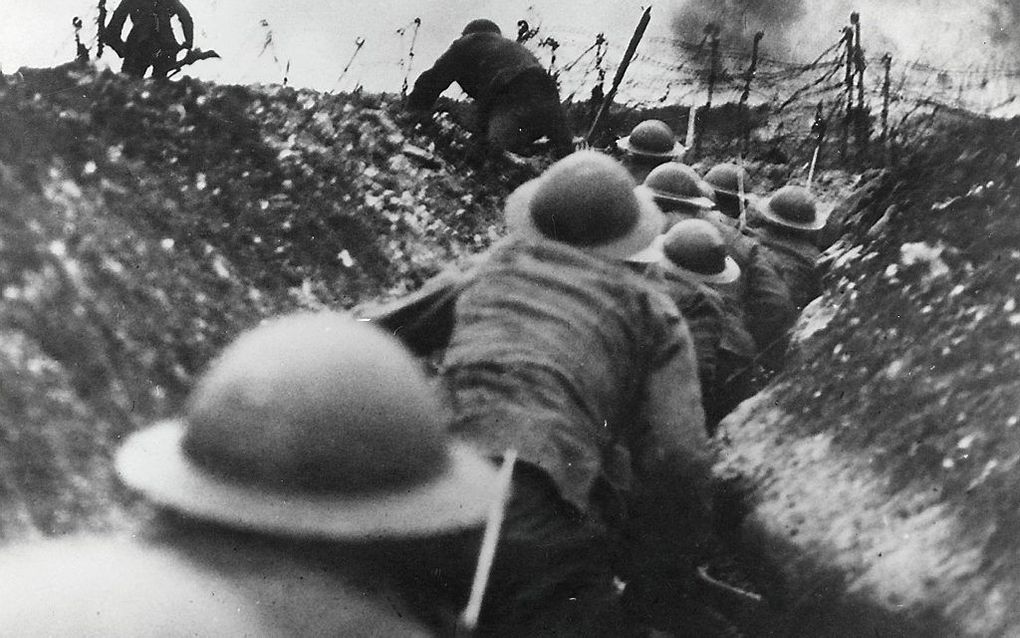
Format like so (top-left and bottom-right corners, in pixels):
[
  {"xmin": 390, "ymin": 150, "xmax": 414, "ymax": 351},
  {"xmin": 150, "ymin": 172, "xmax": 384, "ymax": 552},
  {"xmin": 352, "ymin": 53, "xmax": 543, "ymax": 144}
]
[{"xmin": 586, "ymin": 7, "xmax": 652, "ymax": 142}]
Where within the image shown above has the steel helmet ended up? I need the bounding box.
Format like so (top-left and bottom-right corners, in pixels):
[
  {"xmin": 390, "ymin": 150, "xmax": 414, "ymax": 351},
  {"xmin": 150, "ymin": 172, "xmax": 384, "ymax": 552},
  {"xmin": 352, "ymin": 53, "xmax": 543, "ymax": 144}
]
[
  {"xmin": 504, "ymin": 150, "xmax": 664, "ymax": 262},
  {"xmin": 704, "ymin": 163, "xmax": 752, "ymax": 198},
  {"xmin": 759, "ymin": 185, "xmax": 825, "ymax": 231},
  {"xmin": 643, "ymin": 162, "xmax": 716, "ymax": 210},
  {"xmin": 116, "ymin": 312, "xmax": 501, "ymax": 539},
  {"xmin": 661, "ymin": 218, "xmax": 741, "ymax": 284},
  {"xmin": 616, "ymin": 119, "xmax": 686, "ymax": 158}
]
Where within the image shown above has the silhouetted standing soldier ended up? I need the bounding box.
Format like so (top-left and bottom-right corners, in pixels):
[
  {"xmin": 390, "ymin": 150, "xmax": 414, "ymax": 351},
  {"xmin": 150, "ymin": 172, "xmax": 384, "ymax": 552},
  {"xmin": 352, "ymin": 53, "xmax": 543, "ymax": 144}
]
[
  {"xmin": 103, "ymin": 0, "xmax": 194, "ymax": 78},
  {"xmin": 407, "ymin": 19, "xmax": 573, "ymax": 158}
]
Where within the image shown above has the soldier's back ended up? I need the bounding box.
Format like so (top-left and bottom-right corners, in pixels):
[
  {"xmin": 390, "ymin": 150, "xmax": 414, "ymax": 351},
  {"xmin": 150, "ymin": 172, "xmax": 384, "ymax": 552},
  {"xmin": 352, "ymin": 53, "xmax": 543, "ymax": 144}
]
[{"xmin": 0, "ymin": 536, "xmax": 436, "ymax": 637}]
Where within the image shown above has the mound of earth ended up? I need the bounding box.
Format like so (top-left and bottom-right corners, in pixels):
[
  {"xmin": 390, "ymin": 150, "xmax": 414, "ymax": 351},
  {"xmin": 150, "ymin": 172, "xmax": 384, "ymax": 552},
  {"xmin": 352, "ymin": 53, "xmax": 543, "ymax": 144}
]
[
  {"xmin": 0, "ymin": 61, "xmax": 541, "ymax": 540},
  {"xmin": 718, "ymin": 115, "xmax": 1020, "ymax": 636}
]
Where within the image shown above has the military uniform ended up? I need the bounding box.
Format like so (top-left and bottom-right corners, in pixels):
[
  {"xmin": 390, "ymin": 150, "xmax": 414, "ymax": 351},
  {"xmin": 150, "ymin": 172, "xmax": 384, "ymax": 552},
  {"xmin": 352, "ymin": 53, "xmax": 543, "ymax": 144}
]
[
  {"xmin": 749, "ymin": 224, "xmax": 824, "ymax": 311},
  {"xmin": 0, "ymin": 314, "xmax": 501, "ymax": 637},
  {"xmin": 0, "ymin": 535, "xmax": 437, "ymax": 637},
  {"xmin": 442, "ymin": 236, "xmax": 712, "ymax": 636},
  {"xmin": 711, "ymin": 221, "xmax": 797, "ymax": 371},
  {"xmin": 408, "ymin": 27, "xmax": 572, "ymax": 157},
  {"xmin": 104, "ymin": 0, "xmax": 194, "ymax": 78}
]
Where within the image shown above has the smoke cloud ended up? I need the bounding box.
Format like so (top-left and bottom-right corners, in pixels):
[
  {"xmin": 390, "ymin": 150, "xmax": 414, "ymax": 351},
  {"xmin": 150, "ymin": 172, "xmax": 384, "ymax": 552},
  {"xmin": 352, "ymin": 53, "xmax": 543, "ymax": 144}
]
[
  {"xmin": 670, "ymin": 0, "xmax": 1020, "ymax": 65},
  {"xmin": 986, "ymin": 0, "xmax": 1020, "ymax": 52},
  {"xmin": 670, "ymin": 0, "xmax": 808, "ymax": 57}
]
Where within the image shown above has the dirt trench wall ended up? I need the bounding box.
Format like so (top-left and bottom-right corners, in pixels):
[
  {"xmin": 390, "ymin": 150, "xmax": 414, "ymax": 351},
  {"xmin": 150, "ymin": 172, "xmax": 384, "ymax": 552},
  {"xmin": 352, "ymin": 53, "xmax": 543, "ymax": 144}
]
[
  {"xmin": 0, "ymin": 64, "xmax": 531, "ymax": 542},
  {"xmin": 717, "ymin": 116, "xmax": 1020, "ymax": 637}
]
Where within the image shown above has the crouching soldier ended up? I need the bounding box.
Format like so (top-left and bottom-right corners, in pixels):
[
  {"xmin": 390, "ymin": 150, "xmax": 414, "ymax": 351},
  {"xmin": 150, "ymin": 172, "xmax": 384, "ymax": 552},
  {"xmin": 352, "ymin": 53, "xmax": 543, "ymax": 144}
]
[
  {"xmin": 407, "ymin": 19, "xmax": 573, "ymax": 158},
  {"xmin": 0, "ymin": 313, "xmax": 503, "ymax": 636},
  {"xmin": 747, "ymin": 185, "xmax": 828, "ymax": 311},
  {"xmin": 616, "ymin": 119, "xmax": 687, "ymax": 184},
  {"xmin": 703, "ymin": 162, "xmax": 757, "ymax": 228},
  {"xmin": 655, "ymin": 219, "xmax": 758, "ymax": 432},
  {"xmin": 437, "ymin": 151, "xmax": 716, "ymax": 636}
]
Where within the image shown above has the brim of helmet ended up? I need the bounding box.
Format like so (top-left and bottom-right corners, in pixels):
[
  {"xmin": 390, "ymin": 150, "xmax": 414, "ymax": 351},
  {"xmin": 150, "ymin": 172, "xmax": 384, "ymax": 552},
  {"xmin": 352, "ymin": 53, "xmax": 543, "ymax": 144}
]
[
  {"xmin": 116, "ymin": 421, "xmax": 501, "ymax": 540},
  {"xmin": 709, "ymin": 186, "xmax": 759, "ymax": 202},
  {"xmin": 758, "ymin": 200, "xmax": 827, "ymax": 231},
  {"xmin": 616, "ymin": 137, "xmax": 686, "ymax": 159},
  {"xmin": 663, "ymin": 254, "xmax": 742, "ymax": 285},
  {"xmin": 650, "ymin": 190, "xmax": 717, "ymax": 210},
  {"xmin": 505, "ymin": 180, "xmax": 665, "ymax": 263}
]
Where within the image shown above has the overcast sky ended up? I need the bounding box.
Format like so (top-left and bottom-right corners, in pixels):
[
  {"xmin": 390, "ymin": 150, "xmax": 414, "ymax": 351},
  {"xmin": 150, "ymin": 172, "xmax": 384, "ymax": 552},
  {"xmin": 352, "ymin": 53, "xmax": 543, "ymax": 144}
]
[{"xmin": 2, "ymin": 1, "xmax": 1011, "ymax": 93}]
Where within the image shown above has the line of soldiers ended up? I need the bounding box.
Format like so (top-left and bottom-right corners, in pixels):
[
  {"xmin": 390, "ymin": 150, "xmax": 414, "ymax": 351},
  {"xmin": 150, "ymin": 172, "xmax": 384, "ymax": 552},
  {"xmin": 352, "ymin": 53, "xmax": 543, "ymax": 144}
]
[
  {"xmin": 0, "ymin": 19, "xmax": 833, "ymax": 638},
  {"xmin": 616, "ymin": 117, "xmax": 828, "ymax": 432}
]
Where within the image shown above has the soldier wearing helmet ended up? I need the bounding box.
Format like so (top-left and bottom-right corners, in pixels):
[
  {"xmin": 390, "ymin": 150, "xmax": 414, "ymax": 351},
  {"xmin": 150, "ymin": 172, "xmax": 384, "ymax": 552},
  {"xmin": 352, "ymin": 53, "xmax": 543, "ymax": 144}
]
[
  {"xmin": 641, "ymin": 161, "xmax": 715, "ymax": 230},
  {"xmin": 616, "ymin": 119, "xmax": 687, "ymax": 183},
  {"xmin": 748, "ymin": 185, "xmax": 828, "ymax": 310},
  {"xmin": 102, "ymin": 0, "xmax": 194, "ymax": 78},
  {"xmin": 407, "ymin": 19, "xmax": 573, "ymax": 158},
  {"xmin": 428, "ymin": 151, "xmax": 714, "ymax": 636},
  {"xmin": 653, "ymin": 219, "xmax": 759, "ymax": 432},
  {"xmin": 703, "ymin": 162, "xmax": 758, "ymax": 227},
  {"xmin": 0, "ymin": 313, "xmax": 502, "ymax": 636}
]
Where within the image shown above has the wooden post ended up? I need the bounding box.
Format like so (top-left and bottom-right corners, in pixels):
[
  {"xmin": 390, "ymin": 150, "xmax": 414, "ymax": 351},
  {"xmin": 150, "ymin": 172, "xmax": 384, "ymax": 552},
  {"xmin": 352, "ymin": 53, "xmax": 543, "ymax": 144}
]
[
  {"xmin": 852, "ymin": 13, "xmax": 864, "ymax": 111},
  {"xmin": 586, "ymin": 6, "xmax": 652, "ymax": 142},
  {"xmin": 741, "ymin": 31, "xmax": 764, "ymax": 156},
  {"xmin": 686, "ymin": 104, "xmax": 698, "ymax": 152},
  {"xmin": 851, "ymin": 12, "xmax": 868, "ymax": 155},
  {"xmin": 881, "ymin": 53, "xmax": 892, "ymax": 165},
  {"xmin": 841, "ymin": 24, "xmax": 854, "ymax": 160},
  {"xmin": 401, "ymin": 18, "xmax": 422, "ymax": 98},
  {"xmin": 698, "ymin": 23, "xmax": 721, "ymax": 157},
  {"xmin": 706, "ymin": 24, "xmax": 721, "ymax": 110},
  {"xmin": 740, "ymin": 31, "xmax": 764, "ymax": 105},
  {"xmin": 97, "ymin": 0, "xmax": 108, "ymax": 58},
  {"xmin": 808, "ymin": 101, "xmax": 825, "ymax": 189},
  {"xmin": 334, "ymin": 37, "xmax": 366, "ymax": 93}
]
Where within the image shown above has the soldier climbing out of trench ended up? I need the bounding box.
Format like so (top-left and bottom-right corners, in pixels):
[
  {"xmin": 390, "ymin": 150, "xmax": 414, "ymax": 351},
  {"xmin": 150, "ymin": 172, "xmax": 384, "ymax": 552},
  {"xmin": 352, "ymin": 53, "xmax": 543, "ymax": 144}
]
[
  {"xmin": 406, "ymin": 19, "xmax": 574, "ymax": 160},
  {"xmin": 102, "ymin": 0, "xmax": 198, "ymax": 78}
]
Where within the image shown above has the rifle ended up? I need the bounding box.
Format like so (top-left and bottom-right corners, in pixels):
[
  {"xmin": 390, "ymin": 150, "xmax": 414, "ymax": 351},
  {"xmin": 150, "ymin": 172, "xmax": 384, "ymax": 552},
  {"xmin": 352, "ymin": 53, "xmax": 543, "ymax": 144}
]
[
  {"xmin": 165, "ymin": 47, "xmax": 221, "ymax": 78},
  {"xmin": 585, "ymin": 6, "xmax": 651, "ymax": 143},
  {"xmin": 455, "ymin": 450, "xmax": 518, "ymax": 637}
]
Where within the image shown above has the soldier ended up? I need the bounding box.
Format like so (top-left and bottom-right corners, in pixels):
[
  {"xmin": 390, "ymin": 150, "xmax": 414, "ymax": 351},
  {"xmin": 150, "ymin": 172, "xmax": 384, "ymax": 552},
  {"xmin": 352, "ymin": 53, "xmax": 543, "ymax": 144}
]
[
  {"xmin": 747, "ymin": 185, "xmax": 828, "ymax": 311},
  {"xmin": 616, "ymin": 119, "xmax": 687, "ymax": 183},
  {"xmin": 646, "ymin": 163, "xmax": 798, "ymax": 374},
  {"xmin": 641, "ymin": 160, "xmax": 715, "ymax": 230},
  {"xmin": 102, "ymin": 0, "xmax": 194, "ymax": 78},
  {"xmin": 656, "ymin": 219, "xmax": 758, "ymax": 432},
  {"xmin": 703, "ymin": 162, "xmax": 758, "ymax": 227},
  {"xmin": 0, "ymin": 313, "xmax": 502, "ymax": 637},
  {"xmin": 407, "ymin": 19, "xmax": 573, "ymax": 158},
  {"xmin": 438, "ymin": 151, "xmax": 715, "ymax": 636}
]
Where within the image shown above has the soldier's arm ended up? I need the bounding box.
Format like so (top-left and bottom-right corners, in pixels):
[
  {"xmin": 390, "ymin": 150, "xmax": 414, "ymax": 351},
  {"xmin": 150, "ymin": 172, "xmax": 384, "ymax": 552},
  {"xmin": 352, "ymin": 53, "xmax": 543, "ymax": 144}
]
[
  {"xmin": 676, "ymin": 291, "xmax": 723, "ymax": 391},
  {"xmin": 745, "ymin": 246, "xmax": 797, "ymax": 366},
  {"xmin": 172, "ymin": 0, "xmax": 194, "ymax": 48},
  {"xmin": 406, "ymin": 41, "xmax": 465, "ymax": 111},
  {"xmin": 632, "ymin": 316, "xmax": 715, "ymax": 542},
  {"xmin": 103, "ymin": 0, "xmax": 136, "ymax": 47}
]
